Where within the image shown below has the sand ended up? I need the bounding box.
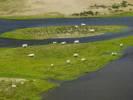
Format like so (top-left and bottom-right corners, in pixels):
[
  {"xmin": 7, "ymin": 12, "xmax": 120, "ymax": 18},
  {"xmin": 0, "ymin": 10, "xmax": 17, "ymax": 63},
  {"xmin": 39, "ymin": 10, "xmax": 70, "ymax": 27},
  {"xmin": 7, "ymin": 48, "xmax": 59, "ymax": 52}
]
[{"xmin": 0, "ymin": 0, "xmax": 133, "ymax": 16}]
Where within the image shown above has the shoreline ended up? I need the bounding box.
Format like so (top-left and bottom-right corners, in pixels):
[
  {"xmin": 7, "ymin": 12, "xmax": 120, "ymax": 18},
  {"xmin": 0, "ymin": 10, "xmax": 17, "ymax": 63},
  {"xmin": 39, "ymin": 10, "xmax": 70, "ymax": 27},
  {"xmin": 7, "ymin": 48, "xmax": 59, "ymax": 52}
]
[
  {"xmin": 43, "ymin": 46, "xmax": 133, "ymax": 100},
  {"xmin": 0, "ymin": 12, "xmax": 133, "ymax": 20}
]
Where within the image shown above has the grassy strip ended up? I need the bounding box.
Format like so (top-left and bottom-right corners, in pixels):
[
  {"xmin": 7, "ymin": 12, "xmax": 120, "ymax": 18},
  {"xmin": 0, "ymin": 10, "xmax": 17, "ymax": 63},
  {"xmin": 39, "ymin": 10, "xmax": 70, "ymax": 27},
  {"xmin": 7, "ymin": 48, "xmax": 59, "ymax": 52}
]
[
  {"xmin": 0, "ymin": 11, "xmax": 133, "ymax": 20},
  {"xmin": 0, "ymin": 25, "xmax": 126, "ymax": 40},
  {"xmin": 0, "ymin": 12, "xmax": 66, "ymax": 20},
  {"xmin": 0, "ymin": 36, "xmax": 132, "ymax": 99}
]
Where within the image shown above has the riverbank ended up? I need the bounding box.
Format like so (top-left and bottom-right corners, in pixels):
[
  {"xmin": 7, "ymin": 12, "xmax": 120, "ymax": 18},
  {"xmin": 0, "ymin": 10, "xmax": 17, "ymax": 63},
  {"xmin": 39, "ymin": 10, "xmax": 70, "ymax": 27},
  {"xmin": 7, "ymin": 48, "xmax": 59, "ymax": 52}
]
[
  {"xmin": 43, "ymin": 46, "xmax": 133, "ymax": 100},
  {"xmin": 0, "ymin": 12, "xmax": 133, "ymax": 20}
]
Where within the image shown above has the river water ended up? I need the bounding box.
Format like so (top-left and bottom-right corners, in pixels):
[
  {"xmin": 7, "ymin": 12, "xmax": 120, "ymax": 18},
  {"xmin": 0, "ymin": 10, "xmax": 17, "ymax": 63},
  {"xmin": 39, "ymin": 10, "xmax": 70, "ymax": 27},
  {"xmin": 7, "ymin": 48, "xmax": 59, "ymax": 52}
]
[
  {"xmin": 43, "ymin": 47, "xmax": 133, "ymax": 100},
  {"xmin": 0, "ymin": 17, "xmax": 133, "ymax": 47}
]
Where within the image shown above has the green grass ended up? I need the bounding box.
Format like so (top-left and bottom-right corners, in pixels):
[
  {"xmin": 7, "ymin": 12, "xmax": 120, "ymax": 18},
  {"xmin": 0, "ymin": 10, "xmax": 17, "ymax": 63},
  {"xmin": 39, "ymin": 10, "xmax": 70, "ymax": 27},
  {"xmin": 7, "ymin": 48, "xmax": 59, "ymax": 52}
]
[
  {"xmin": 111, "ymin": 12, "xmax": 133, "ymax": 17},
  {"xmin": 0, "ymin": 79, "xmax": 56, "ymax": 100},
  {"xmin": 0, "ymin": 11, "xmax": 133, "ymax": 20},
  {"xmin": 0, "ymin": 25, "xmax": 126, "ymax": 40},
  {"xmin": 0, "ymin": 35, "xmax": 133, "ymax": 99},
  {"xmin": 0, "ymin": 12, "xmax": 66, "ymax": 20}
]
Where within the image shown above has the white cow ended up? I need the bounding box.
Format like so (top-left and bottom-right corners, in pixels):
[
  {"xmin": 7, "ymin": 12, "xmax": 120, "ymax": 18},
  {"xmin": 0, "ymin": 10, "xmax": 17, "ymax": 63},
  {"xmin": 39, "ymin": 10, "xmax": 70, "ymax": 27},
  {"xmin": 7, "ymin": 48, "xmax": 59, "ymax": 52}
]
[
  {"xmin": 74, "ymin": 40, "xmax": 80, "ymax": 44},
  {"xmin": 89, "ymin": 29, "xmax": 95, "ymax": 32},
  {"xmin": 53, "ymin": 41, "xmax": 57, "ymax": 44},
  {"xmin": 66, "ymin": 60, "xmax": 71, "ymax": 64},
  {"xmin": 28, "ymin": 54, "xmax": 35, "ymax": 57},
  {"xmin": 12, "ymin": 84, "xmax": 17, "ymax": 88},
  {"xmin": 81, "ymin": 23, "xmax": 86, "ymax": 26},
  {"xmin": 51, "ymin": 64, "xmax": 54, "ymax": 67},
  {"xmin": 73, "ymin": 53, "xmax": 79, "ymax": 57},
  {"xmin": 22, "ymin": 44, "xmax": 28, "ymax": 48},
  {"xmin": 111, "ymin": 52, "xmax": 118, "ymax": 56},
  {"xmin": 120, "ymin": 43, "xmax": 124, "ymax": 47},
  {"xmin": 61, "ymin": 41, "xmax": 67, "ymax": 45},
  {"xmin": 81, "ymin": 58, "xmax": 86, "ymax": 61}
]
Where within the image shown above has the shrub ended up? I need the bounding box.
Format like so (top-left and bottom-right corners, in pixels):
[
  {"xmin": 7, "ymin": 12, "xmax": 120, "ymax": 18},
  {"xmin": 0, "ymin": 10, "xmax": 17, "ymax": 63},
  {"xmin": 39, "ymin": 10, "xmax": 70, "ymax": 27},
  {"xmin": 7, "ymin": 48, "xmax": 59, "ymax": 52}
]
[
  {"xmin": 95, "ymin": 11, "xmax": 99, "ymax": 15},
  {"xmin": 85, "ymin": 11, "xmax": 94, "ymax": 16},
  {"xmin": 78, "ymin": 11, "xmax": 94, "ymax": 16},
  {"xmin": 80, "ymin": 12, "xmax": 87, "ymax": 16},
  {"xmin": 129, "ymin": 8, "xmax": 132, "ymax": 11},
  {"xmin": 112, "ymin": 4, "xmax": 121, "ymax": 9},
  {"xmin": 121, "ymin": 0, "xmax": 128, "ymax": 7},
  {"xmin": 72, "ymin": 13, "xmax": 80, "ymax": 16}
]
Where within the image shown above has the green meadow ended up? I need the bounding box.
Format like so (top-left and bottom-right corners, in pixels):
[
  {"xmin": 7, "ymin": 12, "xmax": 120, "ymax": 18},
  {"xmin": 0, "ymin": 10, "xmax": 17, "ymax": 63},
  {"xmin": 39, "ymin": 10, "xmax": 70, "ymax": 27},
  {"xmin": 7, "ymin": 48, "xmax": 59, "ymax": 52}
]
[{"xmin": 0, "ymin": 35, "xmax": 132, "ymax": 100}]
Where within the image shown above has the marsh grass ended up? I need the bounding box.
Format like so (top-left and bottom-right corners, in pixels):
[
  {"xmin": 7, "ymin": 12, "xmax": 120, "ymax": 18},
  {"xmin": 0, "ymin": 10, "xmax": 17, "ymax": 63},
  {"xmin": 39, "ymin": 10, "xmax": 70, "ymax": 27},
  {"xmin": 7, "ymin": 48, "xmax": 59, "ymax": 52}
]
[{"xmin": 0, "ymin": 25, "xmax": 126, "ymax": 40}]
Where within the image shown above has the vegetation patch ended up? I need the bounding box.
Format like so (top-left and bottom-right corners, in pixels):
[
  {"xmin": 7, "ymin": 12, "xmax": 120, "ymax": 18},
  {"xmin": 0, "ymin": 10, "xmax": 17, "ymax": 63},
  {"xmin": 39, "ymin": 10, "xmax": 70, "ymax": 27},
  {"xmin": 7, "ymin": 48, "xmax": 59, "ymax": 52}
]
[
  {"xmin": 0, "ymin": 35, "xmax": 132, "ymax": 99},
  {"xmin": 0, "ymin": 25, "xmax": 126, "ymax": 40},
  {"xmin": 72, "ymin": 1, "xmax": 133, "ymax": 17},
  {"xmin": 0, "ymin": 79, "xmax": 56, "ymax": 100}
]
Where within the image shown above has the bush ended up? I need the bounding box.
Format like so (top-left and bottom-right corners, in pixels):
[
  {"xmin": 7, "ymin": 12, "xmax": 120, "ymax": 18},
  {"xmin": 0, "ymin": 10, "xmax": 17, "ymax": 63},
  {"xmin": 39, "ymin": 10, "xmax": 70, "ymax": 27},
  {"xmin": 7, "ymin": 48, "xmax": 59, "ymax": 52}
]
[
  {"xmin": 85, "ymin": 11, "xmax": 94, "ymax": 16},
  {"xmin": 129, "ymin": 8, "xmax": 132, "ymax": 11},
  {"xmin": 95, "ymin": 11, "xmax": 99, "ymax": 15},
  {"xmin": 72, "ymin": 13, "xmax": 80, "ymax": 16},
  {"xmin": 78, "ymin": 11, "xmax": 94, "ymax": 16},
  {"xmin": 121, "ymin": 0, "xmax": 128, "ymax": 7},
  {"xmin": 80, "ymin": 12, "xmax": 87, "ymax": 16},
  {"xmin": 112, "ymin": 4, "xmax": 121, "ymax": 9}
]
